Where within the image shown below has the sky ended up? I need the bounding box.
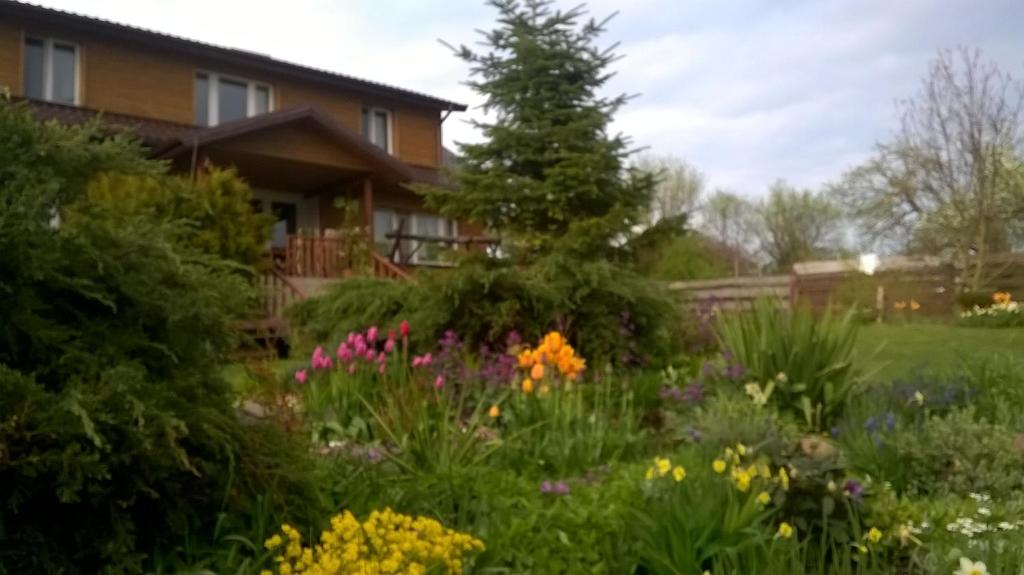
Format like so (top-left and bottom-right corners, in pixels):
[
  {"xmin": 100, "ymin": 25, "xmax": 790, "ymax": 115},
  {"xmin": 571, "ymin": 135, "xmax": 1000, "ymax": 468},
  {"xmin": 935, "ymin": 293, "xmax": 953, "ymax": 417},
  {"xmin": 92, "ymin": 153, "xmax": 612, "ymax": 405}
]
[{"xmin": 32, "ymin": 0, "xmax": 1024, "ymax": 197}]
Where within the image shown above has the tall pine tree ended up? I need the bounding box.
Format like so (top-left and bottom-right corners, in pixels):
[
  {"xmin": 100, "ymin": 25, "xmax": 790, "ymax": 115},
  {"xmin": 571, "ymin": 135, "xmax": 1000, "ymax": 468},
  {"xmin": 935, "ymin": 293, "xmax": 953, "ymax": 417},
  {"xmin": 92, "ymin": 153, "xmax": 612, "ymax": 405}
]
[{"xmin": 425, "ymin": 0, "xmax": 654, "ymax": 260}]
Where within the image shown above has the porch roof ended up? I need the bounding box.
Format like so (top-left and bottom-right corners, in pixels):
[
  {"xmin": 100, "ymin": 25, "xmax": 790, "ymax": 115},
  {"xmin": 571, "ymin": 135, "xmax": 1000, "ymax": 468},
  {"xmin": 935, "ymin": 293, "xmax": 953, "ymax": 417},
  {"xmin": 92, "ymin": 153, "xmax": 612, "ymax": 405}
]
[{"xmin": 154, "ymin": 106, "xmax": 443, "ymax": 186}]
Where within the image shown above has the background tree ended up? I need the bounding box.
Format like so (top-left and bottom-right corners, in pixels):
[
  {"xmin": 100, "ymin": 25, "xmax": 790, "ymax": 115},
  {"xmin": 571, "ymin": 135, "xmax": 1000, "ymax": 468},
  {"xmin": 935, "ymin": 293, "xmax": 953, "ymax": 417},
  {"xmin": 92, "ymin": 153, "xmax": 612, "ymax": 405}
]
[
  {"xmin": 755, "ymin": 180, "xmax": 843, "ymax": 272},
  {"xmin": 701, "ymin": 189, "xmax": 755, "ymax": 276},
  {"xmin": 834, "ymin": 47, "xmax": 1024, "ymax": 290},
  {"xmin": 424, "ymin": 0, "xmax": 655, "ymax": 260},
  {"xmin": 634, "ymin": 153, "xmax": 705, "ymax": 223}
]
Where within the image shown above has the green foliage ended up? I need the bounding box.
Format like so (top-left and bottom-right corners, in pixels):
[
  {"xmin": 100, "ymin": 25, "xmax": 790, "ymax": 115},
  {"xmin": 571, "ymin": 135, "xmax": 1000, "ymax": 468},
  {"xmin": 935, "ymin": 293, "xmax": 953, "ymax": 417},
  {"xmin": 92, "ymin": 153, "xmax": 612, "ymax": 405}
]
[
  {"xmin": 695, "ymin": 393, "xmax": 801, "ymax": 458},
  {"xmin": 85, "ymin": 168, "xmax": 271, "ymax": 267},
  {"xmin": 632, "ymin": 447, "xmax": 781, "ymax": 574},
  {"xmin": 498, "ymin": 371, "xmax": 646, "ymax": 476},
  {"xmin": 635, "ymin": 232, "xmax": 732, "ymax": 281},
  {"xmin": 0, "ymin": 98, "xmax": 321, "ymax": 574},
  {"xmin": 290, "ymin": 253, "xmax": 682, "ymax": 366},
  {"xmin": 716, "ymin": 300, "xmax": 862, "ymax": 430},
  {"xmin": 423, "ymin": 0, "xmax": 655, "ymax": 259}
]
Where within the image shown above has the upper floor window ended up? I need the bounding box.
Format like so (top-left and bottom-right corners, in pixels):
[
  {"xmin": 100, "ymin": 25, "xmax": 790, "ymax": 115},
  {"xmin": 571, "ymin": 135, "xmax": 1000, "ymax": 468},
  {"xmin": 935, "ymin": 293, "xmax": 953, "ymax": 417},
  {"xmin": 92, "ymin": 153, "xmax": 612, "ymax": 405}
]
[
  {"xmin": 23, "ymin": 37, "xmax": 78, "ymax": 104},
  {"xmin": 362, "ymin": 106, "xmax": 392, "ymax": 152},
  {"xmin": 195, "ymin": 72, "xmax": 272, "ymax": 126}
]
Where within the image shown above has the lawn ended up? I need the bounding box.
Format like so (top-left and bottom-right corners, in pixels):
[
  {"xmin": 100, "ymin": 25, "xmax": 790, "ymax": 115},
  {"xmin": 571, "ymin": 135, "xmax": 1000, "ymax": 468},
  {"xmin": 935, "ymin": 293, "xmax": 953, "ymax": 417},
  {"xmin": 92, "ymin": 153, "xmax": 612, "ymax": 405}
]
[{"xmin": 854, "ymin": 323, "xmax": 1024, "ymax": 381}]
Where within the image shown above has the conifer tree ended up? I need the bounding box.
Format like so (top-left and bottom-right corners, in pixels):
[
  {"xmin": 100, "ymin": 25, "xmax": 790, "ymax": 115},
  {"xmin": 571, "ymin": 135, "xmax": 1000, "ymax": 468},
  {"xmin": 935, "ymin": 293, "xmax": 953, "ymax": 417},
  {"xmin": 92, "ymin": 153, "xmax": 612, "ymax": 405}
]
[{"xmin": 425, "ymin": 0, "xmax": 654, "ymax": 259}]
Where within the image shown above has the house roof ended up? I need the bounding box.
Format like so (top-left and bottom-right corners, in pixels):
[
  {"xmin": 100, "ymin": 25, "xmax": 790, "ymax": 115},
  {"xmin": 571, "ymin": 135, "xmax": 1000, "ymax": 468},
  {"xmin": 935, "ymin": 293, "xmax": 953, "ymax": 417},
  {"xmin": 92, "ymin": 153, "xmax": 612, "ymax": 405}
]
[
  {"xmin": 27, "ymin": 97, "xmax": 197, "ymax": 146},
  {"xmin": 24, "ymin": 99, "xmax": 446, "ymax": 185},
  {"xmin": 0, "ymin": 0, "xmax": 467, "ymax": 112}
]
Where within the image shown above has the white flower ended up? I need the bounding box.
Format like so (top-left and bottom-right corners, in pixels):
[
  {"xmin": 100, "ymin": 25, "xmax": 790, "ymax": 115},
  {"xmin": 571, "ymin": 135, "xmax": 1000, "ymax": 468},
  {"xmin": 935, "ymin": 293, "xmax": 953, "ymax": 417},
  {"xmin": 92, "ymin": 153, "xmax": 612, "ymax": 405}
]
[
  {"xmin": 955, "ymin": 557, "xmax": 988, "ymax": 575},
  {"xmin": 977, "ymin": 507, "xmax": 991, "ymax": 516}
]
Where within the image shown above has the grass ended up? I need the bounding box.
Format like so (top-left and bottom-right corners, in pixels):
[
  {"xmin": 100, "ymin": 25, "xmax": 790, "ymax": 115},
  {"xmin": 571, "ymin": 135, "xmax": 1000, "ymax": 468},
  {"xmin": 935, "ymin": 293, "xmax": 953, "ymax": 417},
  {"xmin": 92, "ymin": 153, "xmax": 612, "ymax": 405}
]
[{"xmin": 853, "ymin": 322, "xmax": 1024, "ymax": 381}]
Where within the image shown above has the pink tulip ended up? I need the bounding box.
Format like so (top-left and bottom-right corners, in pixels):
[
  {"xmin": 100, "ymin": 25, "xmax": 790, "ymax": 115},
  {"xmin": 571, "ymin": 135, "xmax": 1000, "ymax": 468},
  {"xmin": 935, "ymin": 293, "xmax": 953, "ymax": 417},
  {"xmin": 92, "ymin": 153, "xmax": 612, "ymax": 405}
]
[
  {"xmin": 365, "ymin": 349, "xmax": 377, "ymax": 362},
  {"xmin": 434, "ymin": 375, "xmax": 445, "ymax": 389},
  {"xmin": 384, "ymin": 338, "xmax": 396, "ymax": 354},
  {"xmin": 337, "ymin": 343, "xmax": 349, "ymax": 359},
  {"xmin": 400, "ymin": 320, "xmax": 410, "ymax": 338},
  {"xmin": 346, "ymin": 332, "xmax": 357, "ymax": 345},
  {"xmin": 294, "ymin": 369, "xmax": 308, "ymax": 384},
  {"xmin": 348, "ymin": 363, "xmax": 357, "ymax": 375},
  {"xmin": 378, "ymin": 363, "xmax": 387, "ymax": 375},
  {"xmin": 367, "ymin": 326, "xmax": 379, "ymax": 342}
]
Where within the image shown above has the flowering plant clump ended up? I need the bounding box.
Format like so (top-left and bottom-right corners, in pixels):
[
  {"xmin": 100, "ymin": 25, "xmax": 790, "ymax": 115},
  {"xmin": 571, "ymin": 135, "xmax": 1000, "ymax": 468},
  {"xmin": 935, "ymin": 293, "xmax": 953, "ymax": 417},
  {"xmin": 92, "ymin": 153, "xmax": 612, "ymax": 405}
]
[
  {"xmin": 516, "ymin": 331, "xmax": 586, "ymax": 393},
  {"xmin": 960, "ymin": 291, "xmax": 1023, "ymax": 327},
  {"xmin": 262, "ymin": 508, "xmax": 484, "ymax": 575}
]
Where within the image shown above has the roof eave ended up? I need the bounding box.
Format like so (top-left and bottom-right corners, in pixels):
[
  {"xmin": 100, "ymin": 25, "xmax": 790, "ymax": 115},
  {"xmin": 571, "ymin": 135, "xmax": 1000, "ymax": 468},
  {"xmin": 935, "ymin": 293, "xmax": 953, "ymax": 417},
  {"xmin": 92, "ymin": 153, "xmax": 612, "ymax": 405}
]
[{"xmin": 0, "ymin": 0, "xmax": 468, "ymax": 112}]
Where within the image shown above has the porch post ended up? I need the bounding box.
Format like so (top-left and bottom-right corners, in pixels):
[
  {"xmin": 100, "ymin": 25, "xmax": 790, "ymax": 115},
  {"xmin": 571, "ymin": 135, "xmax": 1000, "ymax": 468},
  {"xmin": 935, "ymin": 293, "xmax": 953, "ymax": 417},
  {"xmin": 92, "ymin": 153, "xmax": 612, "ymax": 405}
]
[{"xmin": 362, "ymin": 177, "xmax": 374, "ymax": 241}]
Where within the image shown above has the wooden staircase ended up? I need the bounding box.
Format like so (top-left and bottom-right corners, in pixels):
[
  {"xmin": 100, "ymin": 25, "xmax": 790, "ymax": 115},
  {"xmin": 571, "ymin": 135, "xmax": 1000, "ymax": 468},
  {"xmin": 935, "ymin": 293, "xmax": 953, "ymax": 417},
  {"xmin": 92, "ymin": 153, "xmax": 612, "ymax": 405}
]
[{"xmin": 235, "ymin": 243, "xmax": 413, "ymax": 359}]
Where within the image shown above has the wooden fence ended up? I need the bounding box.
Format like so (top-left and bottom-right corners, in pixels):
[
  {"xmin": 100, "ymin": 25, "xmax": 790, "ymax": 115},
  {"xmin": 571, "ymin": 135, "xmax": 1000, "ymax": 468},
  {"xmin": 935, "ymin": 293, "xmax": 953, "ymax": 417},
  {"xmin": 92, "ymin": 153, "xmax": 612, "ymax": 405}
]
[
  {"xmin": 667, "ymin": 275, "xmax": 792, "ymax": 310},
  {"xmin": 667, "ymin": 253, "xmax": 1024, "ymax": 318}
]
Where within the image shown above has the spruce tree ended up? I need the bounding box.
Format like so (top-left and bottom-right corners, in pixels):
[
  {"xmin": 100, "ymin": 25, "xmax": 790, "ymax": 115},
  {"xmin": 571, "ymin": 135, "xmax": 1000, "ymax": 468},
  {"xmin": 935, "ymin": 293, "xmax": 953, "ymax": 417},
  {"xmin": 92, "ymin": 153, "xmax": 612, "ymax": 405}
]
[{"xmin": 425, "ymin": 0, "xmax": 654, "ymax": 259}]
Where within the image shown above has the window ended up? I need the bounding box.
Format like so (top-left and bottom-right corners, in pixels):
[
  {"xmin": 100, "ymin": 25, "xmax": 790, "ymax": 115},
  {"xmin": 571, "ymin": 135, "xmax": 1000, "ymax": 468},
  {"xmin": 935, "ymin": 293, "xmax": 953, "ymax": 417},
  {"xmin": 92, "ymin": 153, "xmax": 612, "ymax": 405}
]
[
  {"xmin": 362, "ymin": 106, "xmax": 392, "ymax": 152},
  {"xmin": 195, "ymin": 72, "xmax": 272, "ymax": 126},
  {"xmin": 23, "ymin": 37, "xmax": 78, "ymax": 104}
]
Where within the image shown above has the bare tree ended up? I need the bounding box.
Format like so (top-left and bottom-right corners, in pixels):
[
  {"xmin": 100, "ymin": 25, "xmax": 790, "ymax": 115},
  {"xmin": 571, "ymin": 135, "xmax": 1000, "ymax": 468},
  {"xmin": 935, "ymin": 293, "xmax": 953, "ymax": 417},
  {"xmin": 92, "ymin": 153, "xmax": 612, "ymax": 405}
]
[
  {"xmin": 634, "ymin": 154, "xmax": 706, "ymax": 223},
  {"xmin": 701, "ymin": 188, "xmax": 755, "ymax": 276},
  {"xmin": 835, "ymin": 47, "xmax": 1024, "ymax": 290},
  {"xmin": 756, "ymin": 180, "xmax": 843, "ymax": 272}
]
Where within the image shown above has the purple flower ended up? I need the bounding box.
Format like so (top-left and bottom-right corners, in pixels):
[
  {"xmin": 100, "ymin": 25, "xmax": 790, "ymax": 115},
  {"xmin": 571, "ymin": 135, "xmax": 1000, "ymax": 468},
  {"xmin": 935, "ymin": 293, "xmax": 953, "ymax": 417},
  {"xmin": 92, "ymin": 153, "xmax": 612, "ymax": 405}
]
[
  {"xmin": 725, "ymin": 363, "xmax": 746, "ymax": 380},
  {"xmin": 540, "ymin": 480, "xmax": 570, "ymax": 496},
  {"xmin": 682, "ymin": 382, "xmax": 705, "ymax": 404},
  {"xmin": 884, "ymin": 411, "xmax": 897, "ymax": 432},
  {"xmin": 844, "ymin": 479, "xmax": 864, "ymax": 500}
]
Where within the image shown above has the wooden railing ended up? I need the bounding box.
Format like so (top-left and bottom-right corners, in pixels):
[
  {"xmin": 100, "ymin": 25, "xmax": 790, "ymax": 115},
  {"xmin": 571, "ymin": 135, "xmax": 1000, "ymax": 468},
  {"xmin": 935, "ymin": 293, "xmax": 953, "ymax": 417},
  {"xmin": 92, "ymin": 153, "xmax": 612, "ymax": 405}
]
[
  {"xmin": 260, "ymin": 267, "xmax": 306, "ymax": 320},
  {"xmin": 370, "ymin": 252, "xmax": 415, "ymax": 282},
  {"xmin": 285, "ymin": 235, "xmax": 352, "ymax": 278}
]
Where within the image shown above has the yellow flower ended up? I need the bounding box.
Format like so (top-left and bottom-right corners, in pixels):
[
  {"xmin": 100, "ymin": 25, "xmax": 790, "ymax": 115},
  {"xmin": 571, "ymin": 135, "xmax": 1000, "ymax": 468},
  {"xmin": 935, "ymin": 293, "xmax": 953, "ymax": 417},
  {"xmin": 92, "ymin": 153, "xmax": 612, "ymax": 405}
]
[
  {"xmin": 913, "ymin": 390, "xmax": 925, "ymax": 405},
  {"xmin": 994, "ymin": 291, "xmax": 1012, "ymax": 305},
  {"xmin": 672, "ymin": 466, "xmax": 686, "ymax": 482},
  {"xmin": 866, "ymin": 527, "xmax": 883, "ymax": 543},
  {"xmin": 757, "ymin": 491, "xmax": 771, "ymax": 505},
  {"xmin": 521, "ymin": 378, "xmax": 534, "ymax": 394},
  {"xmin": 488, "ymin": 404, "xmax": 501, "ymax": 418},
  {"xmin": 712, "ymin": 459, "xmax": 727, "ymax": 473},
  {"xmin": 530, "ymin": 362, "xmax": 545, "ymax": 380},
  {"xmin": 893, "ymin": 300, "xmax": 907, "ymax": 310},
  {"xmin": 736, "ymin": 443, "xmax": 748, "ymax": 456},
  {"xmin": 517, "ymin": 348, "xmax": 535, "ymax": 368},
  {"xmin": 856, "ymin": 544, "xmax": 868, "ymax": 555},
  {"xmin": 778, "ymin": 467, "xmax": 790, "ymax": 490},
  {"xmin": 777, "ymin": 522, "xmax": 794, "ymax": 539},
  {"xmin": 644, "ymin": 466, "xmax": 656, "ymax": 481},
  {"xmin": 655, "ymin": 457, "xmax": 672, "ymax": 476},
  {"xmin": 539, "ymin": 384, "xmax": 551, "ymax": 396},
  {"xmin": 732, "ymin": 469, "xmax": 751, "ymax": 492},
  {"xmin": 909, "ymin": 299, "xmax": 921, "ymax": 311}
]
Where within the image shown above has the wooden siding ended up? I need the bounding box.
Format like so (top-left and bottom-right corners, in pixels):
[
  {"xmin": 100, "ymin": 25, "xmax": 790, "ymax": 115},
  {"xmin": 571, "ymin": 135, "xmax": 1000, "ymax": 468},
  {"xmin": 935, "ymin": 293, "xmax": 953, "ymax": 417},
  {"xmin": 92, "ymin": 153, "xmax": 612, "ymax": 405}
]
[
  {"xmin": 82, "ymin": 36, "xmax": 195, "ymax": 123},
  {"xmin": 0, "ymin": 20, "xmax": 20, "ymax": 93},
  {"xmin": 0, "ymin": 17, "xmax": 442, "ymax": 168},
  {"xmin": 213, "ymin": 123, "xmax": 368, "ymax": 171},
  {"xmin": 395, "ymin": 105, "xmax": 441, "ymax": 168}
]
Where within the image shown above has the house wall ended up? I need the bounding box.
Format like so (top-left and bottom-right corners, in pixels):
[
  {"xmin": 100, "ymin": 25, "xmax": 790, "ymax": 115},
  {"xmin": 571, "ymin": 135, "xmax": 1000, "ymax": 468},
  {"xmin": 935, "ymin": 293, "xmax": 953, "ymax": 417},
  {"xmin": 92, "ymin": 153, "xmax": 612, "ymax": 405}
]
[{"xmin": 0, "ymin": 15, "xmax": 444, "ymax": 169}]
